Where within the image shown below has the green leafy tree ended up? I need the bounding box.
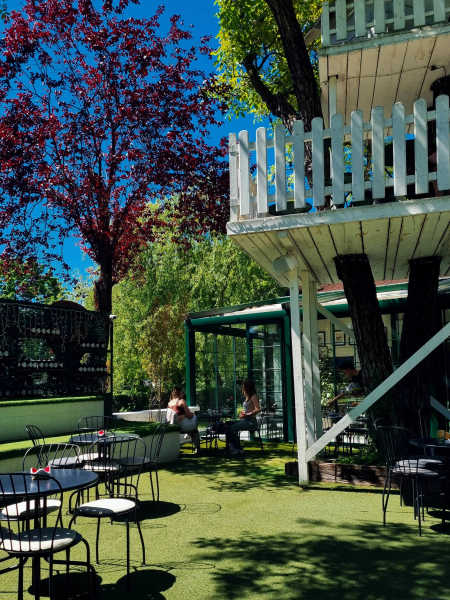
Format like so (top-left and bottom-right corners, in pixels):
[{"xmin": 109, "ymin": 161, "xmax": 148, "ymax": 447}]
[
  {"xmin": 0, "ymin": 258, "xmax": 64, "ymax": 303},
  {"xmin": 214, "ymin": 0, "xmax": 323, "ymax": 128},
  {"xmin": 112, "ymin": 234, "xmax": 283, "ymax": 400}
]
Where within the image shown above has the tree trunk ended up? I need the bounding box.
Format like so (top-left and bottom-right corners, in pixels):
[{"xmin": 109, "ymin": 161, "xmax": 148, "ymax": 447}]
[
  {"xmin": 334, "ymin": 254, "xmax": 395, "ymax": 426},
  {"xmin": 264, "ymin": 0, "xmax": 323, "ymax": 130},
  {"xmin": 396, "ymin": 256, "xmax": 443, "ymax": 436},
  {"xmin": 93, "ymin": 261, "xmax": 113, "ymax": 315}
]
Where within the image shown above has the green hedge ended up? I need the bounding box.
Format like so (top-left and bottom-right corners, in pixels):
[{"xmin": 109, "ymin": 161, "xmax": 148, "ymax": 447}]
[{"xmin": 0, "ymin": 395, "xmax": 105, "ymax": 408}]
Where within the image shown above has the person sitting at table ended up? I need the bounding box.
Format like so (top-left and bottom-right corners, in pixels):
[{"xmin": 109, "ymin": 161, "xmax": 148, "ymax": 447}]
[
  {"xmin": 173, "ymin": 392, "xmax": 198, "ymax": 433},
  {"xmin": 226, "ymin": 379, "xmax": 261, "ymax": 457},
  {"xmin": 326, "ymin": 360, "xmax": 363, "ymax": 413},
  {"xmin": 167, "ymin": 387, "xmax": 182, "ymax": 425}
]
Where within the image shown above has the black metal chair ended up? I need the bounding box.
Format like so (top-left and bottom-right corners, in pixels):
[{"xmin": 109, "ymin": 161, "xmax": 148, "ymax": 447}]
[
  {"xmin": 376, "ymin": 425, "xmax": 443, "ymax": 535},
  {"xmin": 77, "ymin": 415, "xmax": 118, "ymax": 433},
  {"xmin": 69, "ymin": 436, "xmax": 146, "ymax": 589},
  {"xmin": 23, "ymin": 443, "xmax": 82, "ymax": 471},
  {"xmin": 25, "ymin": 424, "xmax": 46, "ymax": 448},
  {"xmin": 0, "ymin": 473, "xmax": 95, "ymax": 600},
  {"xmin": 145, "ymin": 422, "xmax": 167, "ymax": 502}
]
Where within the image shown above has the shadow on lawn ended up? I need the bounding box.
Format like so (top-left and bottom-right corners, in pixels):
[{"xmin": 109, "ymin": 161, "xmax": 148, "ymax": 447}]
[
  {"xmin": 41, "ymin": 568, "xmax": 176, "ymax": 599},
  {"xmin": 192, "ymin": 519, "xmax": 450, "ymax": 600},
  {"xmin": 167, "ymin": 444, "xmax": 296, "ymax": 493}
]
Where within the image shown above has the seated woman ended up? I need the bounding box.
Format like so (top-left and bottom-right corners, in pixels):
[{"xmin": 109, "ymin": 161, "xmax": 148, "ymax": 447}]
[
  {"xmin": 167, "ymin": 387, "xmax": 182, "ymax": 425},
  {"xmin": 226, "ymin": 379, "xmax": 261, "ymax": 456},
  {"xmin": 173, "ymin": 392, "xmax": 198, "ymax": 433}
]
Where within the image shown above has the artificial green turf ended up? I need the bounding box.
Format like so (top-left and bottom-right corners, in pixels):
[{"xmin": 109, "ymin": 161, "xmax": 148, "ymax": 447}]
[{"xmin": 1, "ymin": 443, "xmax": 449, "ymax": 600}]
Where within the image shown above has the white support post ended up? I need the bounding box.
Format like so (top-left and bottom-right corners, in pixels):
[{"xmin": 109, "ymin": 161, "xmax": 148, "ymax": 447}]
[
  {"xmin": 302, "ymin": 271, "xmax": 322, "ymax": 440},
  {"xmin": 289, "ymin": 268, "xmax": 308, "ymax": 483}
]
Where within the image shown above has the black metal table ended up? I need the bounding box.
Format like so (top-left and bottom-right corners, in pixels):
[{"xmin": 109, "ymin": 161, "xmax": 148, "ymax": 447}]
[
  {"xmin": 0, "ymin": 469, "xmax": 98, "ymax": 599},
  {"xmin": 69, "ymin": 432, "xmax": 139, "ymax": 446},
  {"xmin": 0, "ymin": 468, "xmax": 98, "ymax": 497}
]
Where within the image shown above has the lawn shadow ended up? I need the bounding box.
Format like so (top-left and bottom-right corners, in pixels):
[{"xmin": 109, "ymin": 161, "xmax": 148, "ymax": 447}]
[
  {"xmin": 167, "ymin": 445, "xmax": 297, "ymax": 493},
  {"xmin": 99, "ymin": 568, "xmax": 176, "ymax": 599},
  {"xmin": 192, "ymin": 518, "xmax": 450, "ymax": 600},
  {"xmin": 137, "ymin": 500, "xmax": 182, "ymax": 520}
]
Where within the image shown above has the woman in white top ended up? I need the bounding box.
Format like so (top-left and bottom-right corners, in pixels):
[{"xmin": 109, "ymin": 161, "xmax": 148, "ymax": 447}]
[{"xmin": 168, "ymin": 389, "xmax": 197, "ymax": 432}]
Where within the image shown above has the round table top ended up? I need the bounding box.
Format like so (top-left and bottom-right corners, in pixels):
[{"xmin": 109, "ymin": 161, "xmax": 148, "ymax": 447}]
[
  {"xmin": 0, "ymin": 468, "xmax": 98, "ymax": 497},
  {"xmin": 69, "ymin": 432, "xmax": 139, "ymax": 445}
]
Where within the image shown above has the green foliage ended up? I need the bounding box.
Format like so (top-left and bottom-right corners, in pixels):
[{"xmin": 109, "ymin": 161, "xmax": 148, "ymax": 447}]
[
  {"xmin": 0, "ymin": 259, "xmax": 64, "ymax": 303},
  {"xmin": 112, "ymin": 234, "xmax": 283, "ymax": 399},
  {"xmin": 214, "ymin": 0, "xmax": 323, "ymax": 120}
]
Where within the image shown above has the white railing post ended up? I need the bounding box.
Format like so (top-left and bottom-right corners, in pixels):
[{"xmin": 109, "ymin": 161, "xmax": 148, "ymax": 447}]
[
  {"xmin": 351, "ymin": 110, "xmax": 365, "ymax": 203},
  {"xmin": 371, "ymin": 106, "xmax": 386, "ymax": 200},
  {"xmin": 335, "ymin": 0, "xmax": 348, "ymax": 41},
  {"xmin": 238, "ymin": 130, "xmax": 250, "ymax": 217},
  {"xmin": 321, "ymin": 1, "xmax": 331, "ymax": 47},
  {"xmin": 374, "ymin": 0, "xmax": 386, "ymax": 33},
  {"xmin": 229, "ymin": 133, "xmax": 239, "ymax": 222},
  {"xmin": 433, "ymin": 0, "xmax": 446, "ymax": 22},
  {"xmin": 393, "ymin": 0, "xmax": 406, "ymax": 30},
  {"xmin": 393, "ymin": 102, "xmax": 407, "ymax": 197},
  {"xmin": 256, "ymin": 127, "xmax": 268, "ymax": 215},
  {"xmin": 293, "ymin": 120, "xmax": 306, "ymax": 210},
  {"xmin": 274, "ymin": 124, "xmax": 287, "ymax": 212},
  {"xmin": 413, "ymin": 0, "xmax": 426, "ymax": 27},
  {"xmin": 312, "ymin": 117, "xmax": 325, "ymax": 208},
  {"xmin": 331, "ymin": 113, "xmax": 345, "ymax": 207},
  {"xmin": 436, "ymin": 94, "xmax": 450, "ymax": 192},
  {"xmin": 414, "ymin": 98, "xmax": 429, "ymax": 195},
  {"xmin": 355, "ymin": 1, "xmax": 367, "ymax": 37}
]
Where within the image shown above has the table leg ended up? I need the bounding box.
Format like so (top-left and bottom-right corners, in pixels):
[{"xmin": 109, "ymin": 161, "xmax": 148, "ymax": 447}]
[{"xmin": 32, "ymin": 556, "xmax": 41, "ymax": 600}]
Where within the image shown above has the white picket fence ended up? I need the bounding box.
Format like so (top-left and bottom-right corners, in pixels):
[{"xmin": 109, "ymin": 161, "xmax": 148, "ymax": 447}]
[
  {"xmin": 228, "ymin": 95, "xmax": 450, "ymax": 221},
  {"xmin": 321, "ymin": 0, "xmax": 450, "ymax": 47}
]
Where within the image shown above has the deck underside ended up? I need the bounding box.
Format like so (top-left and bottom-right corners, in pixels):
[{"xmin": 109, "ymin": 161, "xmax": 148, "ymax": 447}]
[{"xmin": 227, "ymin": 198, "xmax": 450, "ymax": 287}]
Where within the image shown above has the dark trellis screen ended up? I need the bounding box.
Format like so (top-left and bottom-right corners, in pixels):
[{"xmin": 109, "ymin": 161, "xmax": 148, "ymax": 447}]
[{"xmin": 0, "ymin": 299, "xmax": 109, "ymax": 399}]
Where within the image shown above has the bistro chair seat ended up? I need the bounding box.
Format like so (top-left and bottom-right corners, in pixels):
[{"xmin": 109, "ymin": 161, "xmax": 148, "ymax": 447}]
[
  {"xmin": 72, "ymin": 498, "xmax": 136, "ymax": 518},
  {"xmin": 82, "ymin": 460, "xmax": 121, "ymax": 473},
  {"xmin": 0, "ymin": 498, "xmax": 61, "ymax": 521},
  {"xmin": 0, "ymin": 526, "xmax": 81, "ymax": 554}
]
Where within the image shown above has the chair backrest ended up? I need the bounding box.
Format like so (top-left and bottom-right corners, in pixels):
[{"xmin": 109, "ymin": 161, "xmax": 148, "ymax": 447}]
[
  {"xmin": 147, "ymin": 423, "xmax": 167, "ymax": 462},
  {"xmin": 0, "ymin": 472, "xmax": 63, "ymax": 554},
  {"xmin": 25, "ymin": 424, "xmax": 46, "ymax": 448},
  {"xmin": 77, "ymin": 415, "xmax": 117, "ymax": 433},
  {"xmin": 110, "ymin": 436, "xmax": 147, "ymax": 499},
  {"xmin": 22, "ymin": 443, "xmax": 81, "ymax": 471},
  {"xmin": 376, "ymin": 426, "xmax": 411, "ymax": 467}
]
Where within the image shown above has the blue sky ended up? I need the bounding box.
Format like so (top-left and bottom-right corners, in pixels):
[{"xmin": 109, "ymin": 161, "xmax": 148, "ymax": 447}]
[{"xmin": 5, "ymin": 0, "xmax": 261, "ymax": 282}]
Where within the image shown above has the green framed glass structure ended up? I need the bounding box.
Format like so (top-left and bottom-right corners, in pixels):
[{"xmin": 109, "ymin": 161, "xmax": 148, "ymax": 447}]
[{"xmin": 185, "ymin": 280, "xmax": 450, "ymax": 442}]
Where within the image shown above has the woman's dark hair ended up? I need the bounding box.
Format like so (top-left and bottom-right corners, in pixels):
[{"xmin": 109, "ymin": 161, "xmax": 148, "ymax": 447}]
[
  {"xmin": 242, "ymin": 379, "xmax": 256, "ymax": 397},
  {"xmin": 170, "ymin": 387, "xmax": 182, "ymax": 400},
  {"xmin": 179, "ymin": 391, "xmax": 186, "ymax": 401}
]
